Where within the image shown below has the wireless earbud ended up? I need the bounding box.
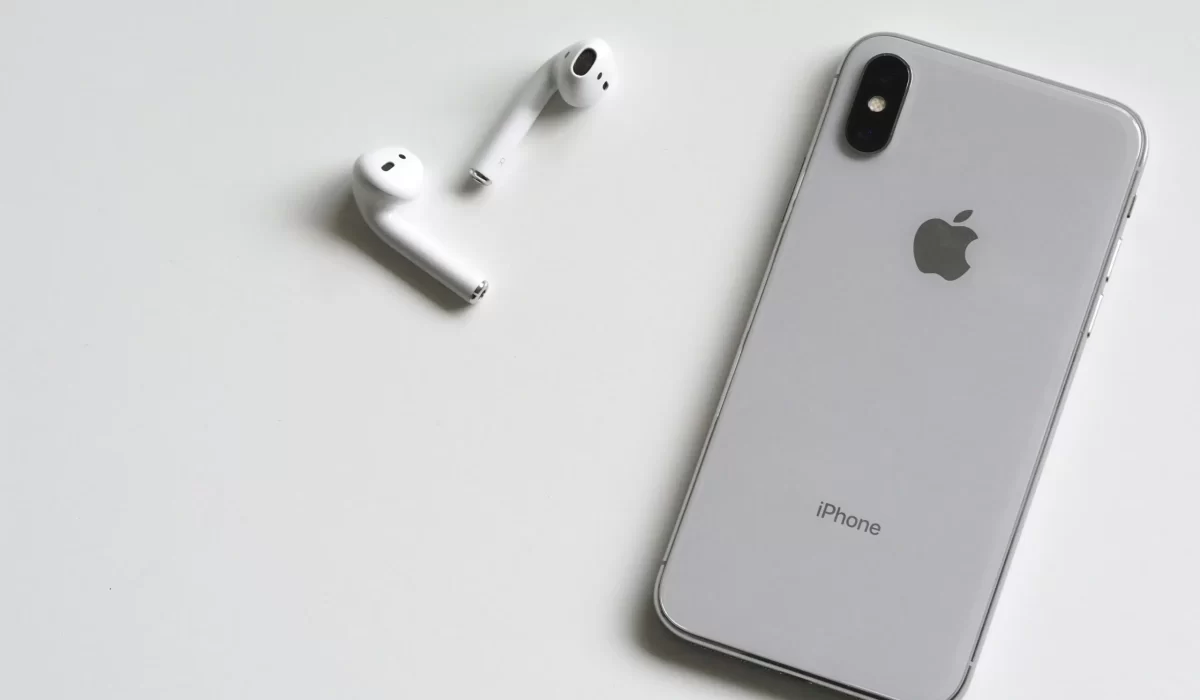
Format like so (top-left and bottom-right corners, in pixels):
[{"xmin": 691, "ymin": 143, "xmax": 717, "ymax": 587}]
[
  {"xmin": 469, "ymin": 38, "xmax": 617, "ymax": 186},
  {"xmin": 352, "ymin": 147, "xmax": 489, "ymax": 304}
]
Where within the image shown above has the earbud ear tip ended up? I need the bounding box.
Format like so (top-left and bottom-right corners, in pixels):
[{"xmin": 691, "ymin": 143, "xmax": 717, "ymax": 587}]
[{"xmin": 555, "ymin": 38, "xmax": 616, "ymax": 108}]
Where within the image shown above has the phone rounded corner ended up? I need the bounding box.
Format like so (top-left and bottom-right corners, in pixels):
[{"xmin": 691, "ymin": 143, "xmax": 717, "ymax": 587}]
[
  {"xmin": 938, "ymin": 660, "xmax": 978, "ymax": 700},
  {"xmin": 652, "ymin": 564, "xmax": 701, "ymax": 646},
  {"xmin": 1110, "ymin": 98, "xmax": 1149, "ymax": 168},
  {"xmin": 1081, "ymin": 92, "xmax": 1148, "ymax": 169}
]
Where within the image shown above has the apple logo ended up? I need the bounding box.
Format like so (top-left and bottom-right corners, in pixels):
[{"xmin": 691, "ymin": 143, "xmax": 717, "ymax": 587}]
[{"xmin": 913, "ymin": 210, "xmax": 978, "ymax": 281}]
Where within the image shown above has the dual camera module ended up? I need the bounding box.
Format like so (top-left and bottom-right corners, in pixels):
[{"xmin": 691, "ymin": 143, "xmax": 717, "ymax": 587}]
[{"xmin": 845, "ymin": 54, "xmax": 911, "ymax": 154}]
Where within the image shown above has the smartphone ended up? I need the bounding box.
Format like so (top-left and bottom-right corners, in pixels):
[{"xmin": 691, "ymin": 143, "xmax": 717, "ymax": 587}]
[{"xmin": 655, "ymin": 33, "xmax": 1144, "ymax": 700}]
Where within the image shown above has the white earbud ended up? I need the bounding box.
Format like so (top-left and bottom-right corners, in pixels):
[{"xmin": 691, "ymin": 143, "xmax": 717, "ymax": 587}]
[
  {"xmin": 352, "ymin": 147, "xmax": 489, "ymax": 304},
  {"xmin": 469, "ymin": 38, "xmax": 617, "ymax": 186}
]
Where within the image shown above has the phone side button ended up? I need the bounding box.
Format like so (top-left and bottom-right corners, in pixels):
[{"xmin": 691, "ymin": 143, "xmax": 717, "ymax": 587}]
[
  {"xmin": 1086, "ymin": 294, "xmax": 1105, "ymax": 337},
  {"xmin": 1127, "ymin": 195, "xmax": 1137, "ymax": 218},
  {"xmin": 1105, "ymin": 238, "xmax": 1123, "ymax": 282}
]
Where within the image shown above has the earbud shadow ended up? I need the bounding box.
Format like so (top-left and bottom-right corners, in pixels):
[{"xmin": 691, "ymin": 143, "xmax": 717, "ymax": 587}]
[
  {"xmin": 456, "ymin": 176, "xmax": 488, "ymax": 197},
  {"xmin": 322, "ymin": 183, "xmax": 470, "ymax": 312},
  {"xmin": 627, "ymin": 58, "xmax": 845, "ymax": 700}
]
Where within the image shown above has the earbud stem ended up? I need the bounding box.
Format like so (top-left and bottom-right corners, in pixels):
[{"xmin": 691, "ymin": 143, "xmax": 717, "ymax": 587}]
[
  {"xmin": 370, "ymin": 212, "xmax": 489, "ymax": 304},
  {"xmin": 468, "ymin": 59, "xmax": 557, "ymax": 186}
]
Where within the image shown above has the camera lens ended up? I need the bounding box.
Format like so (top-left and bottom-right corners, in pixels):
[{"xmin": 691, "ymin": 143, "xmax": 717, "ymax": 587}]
[{"xmin": 845, "ymin": 54, "xmax": 910, "ymax": 154}]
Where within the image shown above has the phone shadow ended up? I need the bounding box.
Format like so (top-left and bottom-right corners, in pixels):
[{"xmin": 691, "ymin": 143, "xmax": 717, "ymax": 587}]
[
  {"xmin": 627, "ymin": 58, "xmax": 845, "ymax": 700},
  {"xmin": 635, "ymin": 615, "xmax": 843, "ymax": 700}
]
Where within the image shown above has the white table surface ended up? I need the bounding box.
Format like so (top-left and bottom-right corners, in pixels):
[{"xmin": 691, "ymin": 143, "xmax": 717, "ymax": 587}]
[{"xmin": 2, "ymin": 2, "xmax": 1197, "ymax": 698}]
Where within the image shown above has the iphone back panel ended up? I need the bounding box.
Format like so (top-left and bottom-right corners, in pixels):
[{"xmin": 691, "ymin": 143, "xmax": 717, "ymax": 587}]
[{"xmin": 656, "ymin": 34, "xmax": 1144, "ymax": 700}]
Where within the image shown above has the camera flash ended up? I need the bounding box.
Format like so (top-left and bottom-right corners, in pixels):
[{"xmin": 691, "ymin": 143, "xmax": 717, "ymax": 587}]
[{"xmin": 867, "ymin": 96, "xmax": 887, "ymax": 113}]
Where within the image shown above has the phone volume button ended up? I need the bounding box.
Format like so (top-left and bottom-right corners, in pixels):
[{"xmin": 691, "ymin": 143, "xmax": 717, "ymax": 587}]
[
  {"xmin": 1105, "ymin": 238, "xmax": 1123, "ymax": 282},
  {"xmin": 1086, "ymin": 294, "xmax": 1105, "ymax": 337}
]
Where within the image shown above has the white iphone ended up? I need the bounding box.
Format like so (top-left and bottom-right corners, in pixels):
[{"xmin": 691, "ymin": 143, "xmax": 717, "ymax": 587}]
[{"xmin": 656, "ymin": 33, "xmax": 1144, "ymax": 700}]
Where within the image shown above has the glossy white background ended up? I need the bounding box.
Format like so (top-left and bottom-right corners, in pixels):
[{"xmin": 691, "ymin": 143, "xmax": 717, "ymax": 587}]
[{"xmin": 1, "ymin": 2, "xmax": 1195, "ymax": 698}]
